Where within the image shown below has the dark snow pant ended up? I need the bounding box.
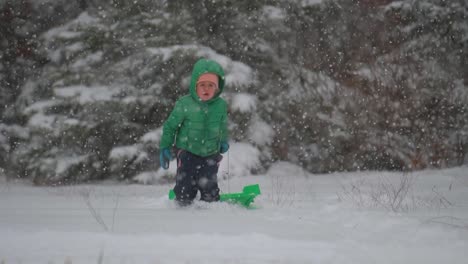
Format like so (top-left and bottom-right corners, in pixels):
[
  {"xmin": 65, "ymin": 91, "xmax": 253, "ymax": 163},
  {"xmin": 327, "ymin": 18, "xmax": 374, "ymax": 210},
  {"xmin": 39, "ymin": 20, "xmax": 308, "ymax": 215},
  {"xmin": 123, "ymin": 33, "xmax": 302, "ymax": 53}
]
[{"xmin": 173, "ymin": 150, "xmax": 221, "ymax": 205}]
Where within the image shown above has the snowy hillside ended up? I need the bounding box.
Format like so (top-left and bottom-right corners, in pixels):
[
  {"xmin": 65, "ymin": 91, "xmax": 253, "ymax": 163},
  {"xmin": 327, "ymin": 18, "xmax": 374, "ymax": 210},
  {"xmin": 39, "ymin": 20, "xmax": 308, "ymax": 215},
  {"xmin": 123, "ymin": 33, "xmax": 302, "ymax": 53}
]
[{"xmin": 1, "ymin": 163, "xmax": 467, "ymax": 264}]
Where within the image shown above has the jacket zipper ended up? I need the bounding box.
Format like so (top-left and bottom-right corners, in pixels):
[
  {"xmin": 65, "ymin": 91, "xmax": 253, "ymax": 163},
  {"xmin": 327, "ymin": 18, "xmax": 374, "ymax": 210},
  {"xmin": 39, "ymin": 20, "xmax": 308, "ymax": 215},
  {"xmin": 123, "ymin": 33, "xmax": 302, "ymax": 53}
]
[{"xmin": 203, "ymin": 104, "xmax": 208, "ymax": 151}]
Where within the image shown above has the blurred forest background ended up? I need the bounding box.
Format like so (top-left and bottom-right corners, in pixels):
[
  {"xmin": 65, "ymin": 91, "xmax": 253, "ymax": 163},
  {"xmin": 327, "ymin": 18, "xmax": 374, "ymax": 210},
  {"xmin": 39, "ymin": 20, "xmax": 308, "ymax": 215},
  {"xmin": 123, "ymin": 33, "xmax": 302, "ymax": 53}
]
[{"xmin": 0, "ymin": 0, "xmax": 467, "ymax": 185}]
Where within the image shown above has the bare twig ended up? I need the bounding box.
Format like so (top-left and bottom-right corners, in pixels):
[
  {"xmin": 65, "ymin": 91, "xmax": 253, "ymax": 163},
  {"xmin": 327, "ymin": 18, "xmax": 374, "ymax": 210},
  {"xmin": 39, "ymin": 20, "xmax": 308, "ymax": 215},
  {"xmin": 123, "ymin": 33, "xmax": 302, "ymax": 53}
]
[
  {"xmin": 423, "ymin": 216, "xmax": 468, "ymax": 230},
  {"xmin": 431, "ymin": 185, "xmax": 453, "ymax": 208},
  {"xmin": 269, "ymin": 173, "xmax": 296, "ymax": 207},
  {"xmin": 339, "ymin": 173, "xmax": 453, "ymax": 213},
  {"xmin": 79, "ymin": 188, "xmax": 109, "ymax": 232},
  {"xmin": 79, "ymin": 187, "xmax": 121, "ymax": 232},
  {"xmin": 111, "ymin": 189, "xmax": 120, "ymax": 232},
  {"xmin": 97, "ymin": 248, "xmax": 105, "ymax": 264}
]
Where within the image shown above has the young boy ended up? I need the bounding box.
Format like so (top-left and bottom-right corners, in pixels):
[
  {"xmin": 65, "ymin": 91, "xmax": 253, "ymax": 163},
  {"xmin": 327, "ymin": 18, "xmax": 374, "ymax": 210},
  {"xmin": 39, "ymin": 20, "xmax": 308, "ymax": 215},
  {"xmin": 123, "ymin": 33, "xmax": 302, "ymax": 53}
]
[{"xmin": 159, "ymin": 58, "xmax": 229, "ymax": 205}]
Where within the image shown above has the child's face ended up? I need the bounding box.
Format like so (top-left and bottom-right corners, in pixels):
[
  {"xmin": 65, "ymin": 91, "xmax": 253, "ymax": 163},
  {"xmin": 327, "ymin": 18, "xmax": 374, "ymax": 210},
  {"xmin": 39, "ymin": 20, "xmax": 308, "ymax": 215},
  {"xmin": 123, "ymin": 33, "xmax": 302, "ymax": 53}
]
[{"xmin": 196, "ymin": 81, "xmax": 218, "ymax": 101}]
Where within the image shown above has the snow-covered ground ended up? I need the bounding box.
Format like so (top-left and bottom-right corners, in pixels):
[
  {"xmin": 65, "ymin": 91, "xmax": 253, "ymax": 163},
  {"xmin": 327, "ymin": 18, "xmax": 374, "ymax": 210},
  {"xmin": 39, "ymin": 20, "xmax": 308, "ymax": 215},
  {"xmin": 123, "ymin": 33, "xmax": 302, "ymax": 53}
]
[{"xmin": 1, "ymin": 163, "xmax": 467, "ymax": 264}]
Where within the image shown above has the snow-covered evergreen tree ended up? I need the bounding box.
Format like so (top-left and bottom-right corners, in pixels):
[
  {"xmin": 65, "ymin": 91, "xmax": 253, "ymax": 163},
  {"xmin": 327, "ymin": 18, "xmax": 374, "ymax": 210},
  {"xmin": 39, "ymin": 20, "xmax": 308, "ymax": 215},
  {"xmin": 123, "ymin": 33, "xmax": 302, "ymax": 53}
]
[{"xmin": 1, "ymin": 0, "xmax": 467, "ymax": 184}]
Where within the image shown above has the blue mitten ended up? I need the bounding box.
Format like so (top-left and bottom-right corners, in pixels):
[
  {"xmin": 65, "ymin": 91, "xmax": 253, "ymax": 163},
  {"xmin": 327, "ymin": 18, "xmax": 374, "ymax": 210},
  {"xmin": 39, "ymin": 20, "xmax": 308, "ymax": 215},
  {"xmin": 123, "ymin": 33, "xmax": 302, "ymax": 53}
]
[
  {"xmin": 220, "ymin": 141, "xmax": 229, "ymax": 154},
  {"xmin": 159, "ymin": 148, "xmax": 172, "ymax": 169}
]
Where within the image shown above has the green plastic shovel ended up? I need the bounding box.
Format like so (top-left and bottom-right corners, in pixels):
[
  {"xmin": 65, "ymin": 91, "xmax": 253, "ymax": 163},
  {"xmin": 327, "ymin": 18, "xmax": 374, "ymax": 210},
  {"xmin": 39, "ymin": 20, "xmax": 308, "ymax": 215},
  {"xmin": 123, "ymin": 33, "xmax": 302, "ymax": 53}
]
[{"xmin": 168, "ymin": 184, "xmax": 261, "ymax": 207}]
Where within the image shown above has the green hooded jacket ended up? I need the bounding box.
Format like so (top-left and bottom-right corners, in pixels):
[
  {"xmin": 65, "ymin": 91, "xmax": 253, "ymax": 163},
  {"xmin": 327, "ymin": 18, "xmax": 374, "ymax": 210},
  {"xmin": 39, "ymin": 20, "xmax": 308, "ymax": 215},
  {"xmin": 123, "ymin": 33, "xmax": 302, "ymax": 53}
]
[{"xmin": 159, "ymin": 59, "xmax": 228, "ymax": 157}]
